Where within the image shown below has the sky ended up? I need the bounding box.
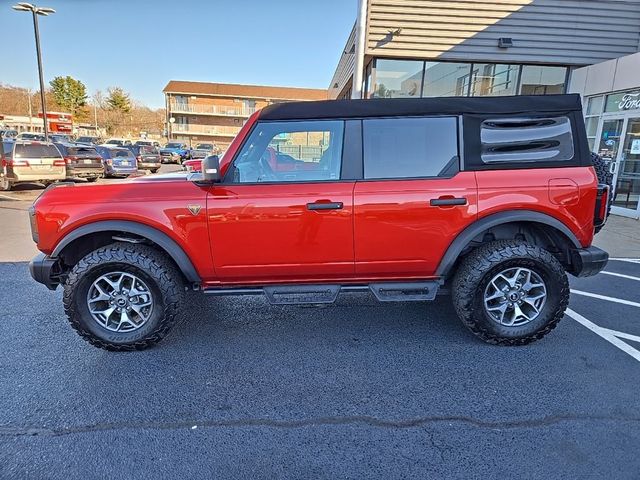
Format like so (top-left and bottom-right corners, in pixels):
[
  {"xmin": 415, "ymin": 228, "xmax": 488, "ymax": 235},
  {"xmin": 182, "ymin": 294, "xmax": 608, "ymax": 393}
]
[{"xmin": 0, "ymin": 0, "xmax": 356, "ymax": 109}]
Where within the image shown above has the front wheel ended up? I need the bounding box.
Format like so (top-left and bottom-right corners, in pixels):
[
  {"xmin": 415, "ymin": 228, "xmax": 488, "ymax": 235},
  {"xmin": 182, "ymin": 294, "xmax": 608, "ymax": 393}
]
[
  {"xmin": 63, "ymin": 243, "xmax": 185, "ymax": 351},
  {"xmin": 452, "ymin": 241, "xmax": 569, "ymax": 346}
]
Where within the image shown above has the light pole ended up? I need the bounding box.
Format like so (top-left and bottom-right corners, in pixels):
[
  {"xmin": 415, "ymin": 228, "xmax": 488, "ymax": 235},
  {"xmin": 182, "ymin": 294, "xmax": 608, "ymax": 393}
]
[
  {"xmin": 169, "ymin": 117, "xmax": 175, "ymax": 142},
  {"xmin": 12, "ymin": 2, "xmax": 55, "ymax": 142}
]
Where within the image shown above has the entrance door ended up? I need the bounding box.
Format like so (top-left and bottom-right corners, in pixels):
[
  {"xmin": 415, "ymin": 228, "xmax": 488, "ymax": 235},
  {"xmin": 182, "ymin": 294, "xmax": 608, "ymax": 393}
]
[{"xmin": 611, "ymin": 117, "xmax": 640, "ymax": 218}]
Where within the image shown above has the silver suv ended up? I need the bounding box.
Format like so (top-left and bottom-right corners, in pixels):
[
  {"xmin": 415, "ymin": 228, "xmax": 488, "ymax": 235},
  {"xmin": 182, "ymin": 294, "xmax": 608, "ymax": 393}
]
[{"xmin": 1, "ymin": 141, "xmax": 66, "ymax": 191}]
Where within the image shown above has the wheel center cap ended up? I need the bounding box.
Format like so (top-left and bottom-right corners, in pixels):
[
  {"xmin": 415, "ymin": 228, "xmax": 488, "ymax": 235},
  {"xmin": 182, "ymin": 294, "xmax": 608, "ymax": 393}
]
[
  {"xmin": 116, "ymin": 297, "xmax": 128, "ymax": 307},
  {"xmin": 508, "ymin": 292, "xmax": 519, "ymax": 301}
]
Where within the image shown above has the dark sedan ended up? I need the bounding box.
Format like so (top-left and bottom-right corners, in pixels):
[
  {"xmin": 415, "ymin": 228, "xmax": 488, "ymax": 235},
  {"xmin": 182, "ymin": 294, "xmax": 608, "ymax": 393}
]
[{"xmin": 124, "ymin": 145, "xmax": 161, "ymax": 173}]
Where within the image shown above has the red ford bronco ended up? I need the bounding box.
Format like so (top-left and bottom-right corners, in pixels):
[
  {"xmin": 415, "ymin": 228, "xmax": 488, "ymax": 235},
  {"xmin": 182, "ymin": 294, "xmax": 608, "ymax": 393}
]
[{"xmin": 28, "ymin": 94, "xmax": 611, "ymax": 350}]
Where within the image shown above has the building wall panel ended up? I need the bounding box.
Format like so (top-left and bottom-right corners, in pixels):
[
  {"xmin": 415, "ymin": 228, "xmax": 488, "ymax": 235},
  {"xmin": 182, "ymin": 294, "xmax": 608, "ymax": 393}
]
[{"xmin": 367, "ymin": 0, "xmax": 640, "ymax": 65}]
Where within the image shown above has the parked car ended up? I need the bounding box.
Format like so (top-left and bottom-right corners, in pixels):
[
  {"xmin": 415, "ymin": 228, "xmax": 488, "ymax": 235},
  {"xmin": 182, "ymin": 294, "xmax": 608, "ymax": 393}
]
[
  {"xmin": 188, "ymin": 147, "xmax": 208, "ymax": 160},
  {"xmin": 75, "ymin": 136, "xmax": 103, "ymax": 145},
  {"xmin": 124, "ymin": 145, "xmax": 161, "ymax": 173},
  {"xmin": 53, "ymin": 142, "xmax": 104, "ymax": 182},
  {"xmin": 160, "ymin": 142, "xmax": 190, "ymax": 164},
  {"xmin": 103, "ymin": 138, "xmax": 132, "ymax": 147},
  {"xmin": 16, "ymin": 132, "xmax": 45, "ymax": 141},
  {"xmin": 1, "ymin": 140, "xmax": 66, "ymax": 191},
  {"xmin": 194, "ymin": 143, "xmax": 220, "ymax": 155},
  {"xmin": 133, "ymin": 140, "xmax": 161, "ymax": 148},
  {"xmin": 95, "ymin": 146, "xmax": 138, "ymax": 178},
  {"xmin": 50, "ymin": 134, "xmax": 72, "ymax": 143},
  {"xmin": 27, "ymin": 94, "xmax": 612, "ymax": 351},
  {"xmin": 0, "ymin": 129, "xmax": 18, "ymax": 140}
]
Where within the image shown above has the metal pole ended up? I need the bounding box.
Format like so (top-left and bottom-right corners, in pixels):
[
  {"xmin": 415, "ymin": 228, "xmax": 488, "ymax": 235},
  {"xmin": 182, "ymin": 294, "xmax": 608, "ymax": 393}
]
[
  {"xmin": 31, "ymin": 9, "xmax": 49, "ymax": 141},
  {"xmin": 27, "ymin": 89, "xmax": 33, "ymax": 130},
  {"xmin": 351, "ymin": 0, "xmax": 368, "ymax": 99}
]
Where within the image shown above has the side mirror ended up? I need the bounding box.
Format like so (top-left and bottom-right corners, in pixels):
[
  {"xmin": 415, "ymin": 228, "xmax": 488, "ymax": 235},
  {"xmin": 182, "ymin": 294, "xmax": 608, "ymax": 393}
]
[{"xmin": 202, "ymin": 155, "xmax": 221, "ymax": 183}]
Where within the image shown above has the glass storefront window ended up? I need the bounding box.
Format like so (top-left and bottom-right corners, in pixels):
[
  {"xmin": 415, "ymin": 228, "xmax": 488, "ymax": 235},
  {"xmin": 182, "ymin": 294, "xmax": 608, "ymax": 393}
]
[
  {"xmin": 370, "ymin": 59, "xmax": 424, "ymax": 98},
  {"xmin": 586, "ymin": 95, "xmax": 604, "ymax": 115},
  {"xmin": 470, "ymin": 64, "xmax": 519, "ymax": 96},
  {"xmin": 597, "ymin": 119, "xmax": 624, "ymax": 161},
  {"xmin": 422, "ymin": 62, "xmax": 472, "ymax": 97},
  {"xmin": 585, "ymin": 116, "xmax": 599, "ymax": 137},
  {"xmin": 519, "ymin": 66, "xmax": 567, "ymax": 95},
  {"xmin": 605, "ymin": 89, "xmax": 640, "ymax": 113}
]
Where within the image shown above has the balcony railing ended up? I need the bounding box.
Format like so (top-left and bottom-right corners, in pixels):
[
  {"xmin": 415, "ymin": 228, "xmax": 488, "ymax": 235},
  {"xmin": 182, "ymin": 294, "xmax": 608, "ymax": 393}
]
[
  {"xmin": 171, "ymin": 124, "xmax": 241, "ymax": 137},
  {"xmin": 169, "ymin": 102, "xmax": 256, "ymax": 117}
]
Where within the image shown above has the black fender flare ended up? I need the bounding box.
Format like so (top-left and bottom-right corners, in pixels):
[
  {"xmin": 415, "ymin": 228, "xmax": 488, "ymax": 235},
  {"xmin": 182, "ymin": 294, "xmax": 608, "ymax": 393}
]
[
  {"xmin": 52, "ymin": 220, "xmax": 201, "ymax": 283},
  {"xmin": 436, "ymin": 210, "xmax": 582, "ymax": 277}
]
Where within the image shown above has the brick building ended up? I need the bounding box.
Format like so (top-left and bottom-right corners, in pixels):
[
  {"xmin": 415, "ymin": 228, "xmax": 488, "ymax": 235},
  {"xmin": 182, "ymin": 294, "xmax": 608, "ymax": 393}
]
[{"xmin": 163, "ymin": 81, "xmax": 327, "ymax": 150}]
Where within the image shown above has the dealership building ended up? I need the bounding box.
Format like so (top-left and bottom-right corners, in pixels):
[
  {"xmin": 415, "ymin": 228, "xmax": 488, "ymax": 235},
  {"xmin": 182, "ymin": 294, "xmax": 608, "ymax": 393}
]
[{"xmin": 330, "ymin": 0, "xmax": 640, "ymax": 217}]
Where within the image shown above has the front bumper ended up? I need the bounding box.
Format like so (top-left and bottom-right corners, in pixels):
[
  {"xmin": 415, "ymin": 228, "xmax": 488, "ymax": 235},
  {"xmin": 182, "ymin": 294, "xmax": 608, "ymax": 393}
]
[
  {"xmin": 569, "ymin": 246, "xmax": 609, "ymax": 277},
  {"xmin": 29, "ymin": 253, "xmax": 60, "ymax": 290}
]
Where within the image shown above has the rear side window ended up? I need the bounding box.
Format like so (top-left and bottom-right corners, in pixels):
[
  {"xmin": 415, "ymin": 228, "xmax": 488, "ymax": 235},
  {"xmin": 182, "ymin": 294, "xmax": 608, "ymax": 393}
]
[
  {"xmin": 362, "ymin": 117, "xmax": 458, "ymax": 179},
  {"xmin": 14, "ymin": 144, "xmax": 61, "ymax": 158},
  {"xmin": 480, "ymin": 116, "xmax": 574, "ymax": 164}
]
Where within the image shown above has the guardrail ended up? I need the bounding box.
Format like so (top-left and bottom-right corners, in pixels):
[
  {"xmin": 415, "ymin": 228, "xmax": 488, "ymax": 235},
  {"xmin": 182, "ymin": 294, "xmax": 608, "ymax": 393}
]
[
  {"xmin": 169, "ymin": 103, "xmax": 256, "ymax": 117},
  {"xmin": 171, "ymin": 124, "xmax": 241, "ymax": 137}
]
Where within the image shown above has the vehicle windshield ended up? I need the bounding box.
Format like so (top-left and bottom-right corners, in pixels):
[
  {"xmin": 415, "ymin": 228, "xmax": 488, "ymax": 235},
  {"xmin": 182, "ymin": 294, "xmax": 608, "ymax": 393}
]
[
  {"xmin": 14, "ymin": 143, "xmax": 61, "ymax": 158},
  {"xmin": 140, "ymin": 146, "xmax": 158, "ymax": 154},
  {"xmin": 166, "ymin": 143, "xmax": 183, "ymax": 148},
  {"xmin": 67, "ymin": 146, "xmax": 99, "ymax": 156},
  {"xmin": 196, "ymin": 144, "xmax": 212, "ymax": 150},
  {"xmin": 106, "ymin": 139, "xmax": 123, "ymax": 145},
  {"xmin": 20, "ymin": 133, "xmax": 45, "ymax": 141}
]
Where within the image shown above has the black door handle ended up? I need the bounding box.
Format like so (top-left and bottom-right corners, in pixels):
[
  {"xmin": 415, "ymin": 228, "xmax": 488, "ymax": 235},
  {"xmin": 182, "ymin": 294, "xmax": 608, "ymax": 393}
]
[
  {"xmin": 430, "ymin": 197, "xmax": 467, "ymax": 206},
  {"xmin": 307, "ymin": 202, "xmax": 344, "ymax": 211}
]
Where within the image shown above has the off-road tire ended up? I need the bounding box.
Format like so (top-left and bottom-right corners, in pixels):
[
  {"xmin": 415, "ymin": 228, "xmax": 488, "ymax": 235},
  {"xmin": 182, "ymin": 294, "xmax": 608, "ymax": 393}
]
[
  {"xmin": 591, "ymin": 152, "xmax": 613, "ymax": 233},
  {"xmin": 63, "ymin": 242, "xmax": 185, "ymax": 351},
  {"xmin": 0, "ymin": 177, "xmax": 12, "ymax": 191},
  {"xmin": 452, "ymin": 240, "xmax": 569, "ymax": 346}
]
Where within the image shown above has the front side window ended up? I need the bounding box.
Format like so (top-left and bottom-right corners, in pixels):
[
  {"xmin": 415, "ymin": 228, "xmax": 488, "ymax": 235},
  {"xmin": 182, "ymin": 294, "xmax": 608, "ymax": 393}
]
[
  {"xmin": 230, "ymin": 120, "xmax": 344, "ymax": 183},
  {"xmin": 363, "ymin": 117, "xmax": 458, "ymax": 179}
]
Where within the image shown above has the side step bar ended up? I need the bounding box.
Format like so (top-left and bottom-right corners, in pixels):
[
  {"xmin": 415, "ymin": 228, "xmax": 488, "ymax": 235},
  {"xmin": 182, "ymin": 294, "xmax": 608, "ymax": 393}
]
[{"xmin": 203, "ymin": 281, "xmax": 440, "ymax": 306}]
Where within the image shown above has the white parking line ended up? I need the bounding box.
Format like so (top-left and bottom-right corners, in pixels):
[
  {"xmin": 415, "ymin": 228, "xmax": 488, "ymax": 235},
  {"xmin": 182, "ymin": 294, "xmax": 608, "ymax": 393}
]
[
  {"xmin": 609, "ymin": 258, "xmax": 640, "ymax": 264},
  {"xmin": 602, "ymin": 271, "xmax": 640, "ymax": 282},
  {"xmin": 570, "ymin": 289, "xmax": 640, "ymax": 308},
  {"xmin": 566, "ymin": 308, "xmax": 640, "ymax": 363}
]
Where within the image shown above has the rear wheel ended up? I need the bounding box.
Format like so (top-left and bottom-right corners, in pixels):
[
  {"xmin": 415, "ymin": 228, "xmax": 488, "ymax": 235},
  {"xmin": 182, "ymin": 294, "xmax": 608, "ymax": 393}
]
[
  {"xmin": 63, "ymin": 243, "xmax": 185, "ymax": 351},
  {"xmin": 0, "ymin": 177, "xmax": 12, "ymax": 191},
  {"xmin": 452, "ymin": 240, "xmax": 569, "ymax": 345},
  {"xmin": 86, "ymin": 176, "xmax": 98, "ymax": 183}
]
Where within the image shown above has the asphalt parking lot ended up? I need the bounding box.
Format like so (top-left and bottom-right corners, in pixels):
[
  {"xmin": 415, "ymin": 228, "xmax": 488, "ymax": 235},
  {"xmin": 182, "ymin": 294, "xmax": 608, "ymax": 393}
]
[{"xmin": 1, "ymin": 176, "xmax": 640, "ymax": 478}]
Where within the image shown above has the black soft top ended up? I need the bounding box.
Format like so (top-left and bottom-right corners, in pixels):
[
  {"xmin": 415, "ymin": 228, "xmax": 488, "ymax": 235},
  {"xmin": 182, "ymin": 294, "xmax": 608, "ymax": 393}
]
[{"xmin": 260, "ymin": 94, "xmax": 582, "ymax": 121}]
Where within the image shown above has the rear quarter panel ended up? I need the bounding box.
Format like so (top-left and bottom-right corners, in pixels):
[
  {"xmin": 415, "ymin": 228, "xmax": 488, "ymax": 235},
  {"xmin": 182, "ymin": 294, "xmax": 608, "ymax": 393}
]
[{"xmin": 475, "ymin": 166, "xmax": 598, "ymax": 247}]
